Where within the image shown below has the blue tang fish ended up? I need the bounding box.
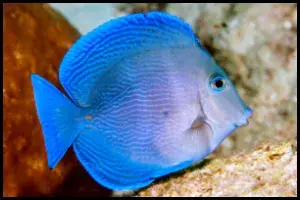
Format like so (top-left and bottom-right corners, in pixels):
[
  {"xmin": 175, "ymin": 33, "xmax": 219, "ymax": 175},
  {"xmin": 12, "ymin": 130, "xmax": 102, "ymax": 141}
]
[{"xmin": 31, "ymin": 11, "xmax": 253, "ymax": 191}]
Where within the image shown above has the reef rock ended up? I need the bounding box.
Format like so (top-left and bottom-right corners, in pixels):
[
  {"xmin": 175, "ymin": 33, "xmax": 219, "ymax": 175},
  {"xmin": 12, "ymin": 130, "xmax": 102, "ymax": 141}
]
[
  {"xmin": 3, "ymin": 3, "xmax": 111, "ymax": 197},
  {"xmin": 137, "ymin": 140, "xmax": 297, "ymax": 197}
]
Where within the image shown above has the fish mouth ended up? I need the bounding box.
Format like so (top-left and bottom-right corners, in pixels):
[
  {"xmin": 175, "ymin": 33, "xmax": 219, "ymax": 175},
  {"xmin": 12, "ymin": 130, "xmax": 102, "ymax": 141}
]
[{"xmin": 235, "ymin": 107, "xmax": 253, "ymax": 127}]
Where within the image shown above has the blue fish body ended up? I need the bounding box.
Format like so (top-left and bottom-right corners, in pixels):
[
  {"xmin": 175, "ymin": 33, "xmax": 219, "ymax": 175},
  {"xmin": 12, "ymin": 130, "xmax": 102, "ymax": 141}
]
[{"xmin": 31, "ymin": 12, "xmax": 253, "ymax": 191}]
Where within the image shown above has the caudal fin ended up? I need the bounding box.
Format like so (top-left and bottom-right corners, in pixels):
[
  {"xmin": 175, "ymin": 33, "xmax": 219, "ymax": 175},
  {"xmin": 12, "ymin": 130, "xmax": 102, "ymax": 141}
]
[{"xmin": 31, "ymin": 74, "xmax": 82, "ymax": 169}]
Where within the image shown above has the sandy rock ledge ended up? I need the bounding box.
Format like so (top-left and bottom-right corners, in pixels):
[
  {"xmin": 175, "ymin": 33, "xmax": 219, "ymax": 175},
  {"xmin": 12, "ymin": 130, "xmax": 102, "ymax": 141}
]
[{"xmin": 136, "ymin": 140, "xmax": 297, "ymax": 197}]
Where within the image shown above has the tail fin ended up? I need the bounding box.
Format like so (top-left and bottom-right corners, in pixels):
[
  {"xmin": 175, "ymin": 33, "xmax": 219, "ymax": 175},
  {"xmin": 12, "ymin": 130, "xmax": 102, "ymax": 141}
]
[{"xmin": 31, "ymin": 74, "xmax": 82, "ymax": 169}]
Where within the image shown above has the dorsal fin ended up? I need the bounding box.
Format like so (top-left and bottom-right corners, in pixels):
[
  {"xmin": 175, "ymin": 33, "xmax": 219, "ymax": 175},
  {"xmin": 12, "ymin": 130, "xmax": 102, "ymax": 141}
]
[{"xmin": 59, "ymin": 11, "xmax": 201, "ymax": 107}]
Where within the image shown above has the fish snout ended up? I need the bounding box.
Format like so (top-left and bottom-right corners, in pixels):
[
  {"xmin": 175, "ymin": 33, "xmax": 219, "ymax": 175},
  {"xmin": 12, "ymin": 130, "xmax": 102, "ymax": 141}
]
[{"xmin": 235, "ymin": 107, "xmax": 253, "ymax": 127}]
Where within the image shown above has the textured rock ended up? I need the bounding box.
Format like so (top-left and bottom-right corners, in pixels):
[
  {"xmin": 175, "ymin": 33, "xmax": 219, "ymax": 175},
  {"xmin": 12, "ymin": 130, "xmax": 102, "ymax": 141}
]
[
  {"xmin": 166, "ymin": 3, "xmax": 297, "ymax": 157},
  {"xmin": 136, "ymin": 140, "xmax": 297, "ymax": 197},
  {"xmin": 3, "ymin": 3, "xmax": 111, "ymax": 197},
  {"xmin": 117, "ymin": 3, "xmax": 166, "ymax": 14}
]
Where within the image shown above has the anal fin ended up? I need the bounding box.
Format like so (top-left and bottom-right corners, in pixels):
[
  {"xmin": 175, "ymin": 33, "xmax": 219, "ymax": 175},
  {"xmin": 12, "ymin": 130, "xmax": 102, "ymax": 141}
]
[{"xmin": 73, "ymin": 128, "xmax": 158, "ymax": 191}]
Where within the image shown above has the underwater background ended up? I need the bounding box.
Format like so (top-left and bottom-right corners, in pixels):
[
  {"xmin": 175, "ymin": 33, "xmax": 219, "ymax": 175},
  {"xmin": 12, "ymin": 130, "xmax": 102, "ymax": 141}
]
[{"xmin": 3, "ymin": 3, "xmax": 297, "ymax": 197}]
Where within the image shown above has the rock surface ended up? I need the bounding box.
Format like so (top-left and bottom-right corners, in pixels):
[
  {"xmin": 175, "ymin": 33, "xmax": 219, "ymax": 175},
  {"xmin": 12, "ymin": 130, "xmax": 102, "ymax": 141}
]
[
  {"xmin": 3, "ymin": 3, "xmax": 112, "ymax": 197},
  {"xmin": 136, "ymin": 140, "xmax": 297, "ymax": 197}
]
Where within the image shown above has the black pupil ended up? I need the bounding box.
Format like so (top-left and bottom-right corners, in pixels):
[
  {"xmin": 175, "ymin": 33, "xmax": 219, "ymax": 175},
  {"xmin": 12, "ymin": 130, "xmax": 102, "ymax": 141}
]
[{"xmin": 215, "ymin": 79, "xmax": 223, "ymax": 88}]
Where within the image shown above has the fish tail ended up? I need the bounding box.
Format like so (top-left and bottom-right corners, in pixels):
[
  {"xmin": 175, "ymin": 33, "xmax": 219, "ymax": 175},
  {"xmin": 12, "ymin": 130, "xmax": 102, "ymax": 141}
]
[{"xmin": 31, "ymin": 74, "xmax": 83, "ymax": 169}]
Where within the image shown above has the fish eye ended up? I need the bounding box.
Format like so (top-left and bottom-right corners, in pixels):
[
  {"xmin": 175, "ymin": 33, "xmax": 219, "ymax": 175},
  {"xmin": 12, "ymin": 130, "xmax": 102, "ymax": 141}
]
[{"xmin": 209, "ymin": 75, "xmax": 226, "ymax": 91}]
